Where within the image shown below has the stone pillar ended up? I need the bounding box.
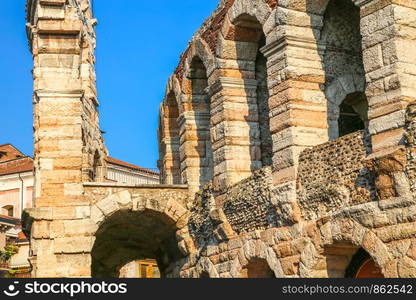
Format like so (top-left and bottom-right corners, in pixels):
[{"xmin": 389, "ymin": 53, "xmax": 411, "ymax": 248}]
[
  {"xmin": 26, "ymin": 0, "xmax": 105, "ymax": 277},
  {"xmin": 358, "ymin": 0, "xmax": 416, "ymax": 199},
  {"xmin": 209, "ymin": 77, "xmax": 262, "ymax": 193},
  {"xmin": 159, "ymin": 102, "xmax": 181, "ymax": 185},
  {"xmin": 179, "ymin": 111, "xmax": 213, "ymax": 194},
  {"xmin": 261, "ymin": 8, "xmax": 328, "ymax": 223}
]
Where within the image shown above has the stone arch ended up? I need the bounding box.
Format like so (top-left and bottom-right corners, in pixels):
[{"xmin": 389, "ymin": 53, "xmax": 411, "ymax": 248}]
[
  {"xmin": 90, "ymin": 190, "xmax": 191, "ymax": 278},
  {"xmin": 326, "ymin": 74, "xmax": 367, "ymax": 139},
  {"xmin": 284, "ymin": 0, "xmax": 361, "ymax": 15},
  {"xmin": 184, "ymin": 39, "xmax": 216, "ymax": 82},
  {"xmin": 230, "ymin": 239, "xmax": 284, "ymax": 278},
  {"xmin": 319, "ymin": 0, "xmax": 368, "ymax": 140},
  {"xmin": 194, "ymin": 257, "xmax": 220, "ymax": 278},
  {"xmin": 300, "ymin": 219, "xmax": 393, "ymax": 278},
  {"xmin": 226, "ymin": 0, "xmax": 272, "ymax": 31},
  {"xmin": 164, "ymin": 75, "xmax": 182, "ymax": 108}
]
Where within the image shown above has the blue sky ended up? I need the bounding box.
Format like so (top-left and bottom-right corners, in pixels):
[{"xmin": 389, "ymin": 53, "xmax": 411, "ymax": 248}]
[{"xmin": 1, "ymin": 0, "xmax": 218, "ymax": 169}]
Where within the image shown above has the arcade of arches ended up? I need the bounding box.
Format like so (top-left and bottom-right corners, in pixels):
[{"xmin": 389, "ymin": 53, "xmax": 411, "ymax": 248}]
[{"xmin": 24, "ymin": 0, "xmax": 416, "ymax": 278}]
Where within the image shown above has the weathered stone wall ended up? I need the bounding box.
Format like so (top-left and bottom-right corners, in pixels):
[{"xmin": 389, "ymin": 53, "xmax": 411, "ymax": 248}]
[
  {"xmin": 222, "ymin": 167, "xmax": 277, "ymax": 234},
  {"xmin": 405, "ymin": 103, "xmax": 416, "ymax": 193},
  {"xmin": 297, "ymin": 130, "xmax": 376, "ymax": 220},
  {"xmin": 155, "ymin": 0, "xmax": 416, "ymax": 279},
  {"xmin": 26, "ymin": 0, "xmax": 107, "ymax": 277},
  {"xmin": 24, "ymin": 0, "xmax": 416, "ymax": 278}
]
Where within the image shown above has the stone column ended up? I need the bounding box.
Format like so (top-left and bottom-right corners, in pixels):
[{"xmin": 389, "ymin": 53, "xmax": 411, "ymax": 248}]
[
  {"xmin": 261, "ymin": 8, "xmax": 329, "ymax": 223},
  {"xmin": 209, "ymin": 77, "xmax": 262, "ymax": 193},
  {"xmin": 179, "ymin": 111, "xmax": 213, "ymax": 194},
  {"xmin": 358, "ymin": 0, "xmax": 416, "ymax": 199},
  {"xmin": 26, "ymin": 0, "xmax": 104, "ymax": 277}
]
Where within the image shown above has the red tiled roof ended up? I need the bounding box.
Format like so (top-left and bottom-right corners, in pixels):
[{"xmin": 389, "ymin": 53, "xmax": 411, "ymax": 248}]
[
  {"xmin": 17, "ymin": 231, "xmax": 28, "ymax": 242},
  {"xmin": 0, "ymin": 157, "xmax": 33, "ymax": 176},
  {"xmin": 0, "ymin": 144, "xmax": 159, "ymax": 177},
  {"xmin": 106, "ymin": 157, "xmax": 159, "ymax": 176},
  {"xmin": 0, "ymin": 144, "xmax": 25, "ymax": 163}
]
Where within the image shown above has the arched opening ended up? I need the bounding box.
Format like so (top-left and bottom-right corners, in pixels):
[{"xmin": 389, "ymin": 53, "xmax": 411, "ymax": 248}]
[
  {"xmin": 91, "ymin": 210, "xmax": 184, "ymax": 278},
  {"xmin": 164, "ymin": 93, "xmax": 181, "ymax": 184},
  {"xmin": 316, "ymin": 242, "xmax": 383, "ymax": 278},
  {"xmin": 240, "ymin": 258, "xmax": 275, "ymax": 278},
  {"xmin": 321, "ymin": 0, "xmax": 368, "ymax": 139},
  {"xmin": 187, "ymin": 56, "xmax": 214, "ymax": 187},
  {"xmin": 338, "ymin": 92, "xmax": 368, "ymax": 137},
  {"xmin": 233, "ymin": 14, "xmax": 272, "ymax": 172},
  {"xmin": 346, "ymin": 248, "xmax": 384, "ymax": 278},
  {"xmin": 199, "ymin": 271, "xmax": 210, "ymax": 278}
]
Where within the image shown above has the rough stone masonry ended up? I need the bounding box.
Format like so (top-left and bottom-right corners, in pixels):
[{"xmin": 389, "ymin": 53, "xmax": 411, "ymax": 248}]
[{"xmin": 24, "ymin": 0, "xmax": 416, "ymax": 278}]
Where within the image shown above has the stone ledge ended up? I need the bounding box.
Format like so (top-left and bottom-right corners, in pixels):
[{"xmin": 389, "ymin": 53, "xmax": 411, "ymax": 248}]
[{"xmin": 83, "ymin": 182, "xmax": 188, "ymax": 189}]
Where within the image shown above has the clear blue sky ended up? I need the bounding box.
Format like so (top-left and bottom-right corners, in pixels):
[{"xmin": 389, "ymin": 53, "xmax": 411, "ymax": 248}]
[{"xmin": 1, "ymin": 0, "xmax": 218, "ymax": 169}]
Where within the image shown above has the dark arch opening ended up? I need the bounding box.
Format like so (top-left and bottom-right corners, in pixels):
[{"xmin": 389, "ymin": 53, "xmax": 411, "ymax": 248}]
[
  {"xmin": 338, "ymin": 92, "xmax": 368, "ymax": 137},
  {"xmin": 91, "ymin": 210, "xmax": 184, "ymax": 278},
  {"xmin": 188, "ymin": 56, "xmax": 214, "ymax": 187},
  {"xmin": 345, "ymin": 248, "xmax": 384, "ymax": 278},
  {"xmin": 241, "ymin": 258, "xmax": 275, "ymax": 278},
  {"xmin": 199, "ymin": 271, "xmax": 210, "ymax": 278}
]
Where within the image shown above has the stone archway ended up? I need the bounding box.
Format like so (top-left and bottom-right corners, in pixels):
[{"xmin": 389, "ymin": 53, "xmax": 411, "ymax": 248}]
[
  {"xmin": 88, "ymin": 188, "xmax": 192, "ymax": 278},
  {"xmin": 300, "ymin": 219, "xmax": 393, "ymax": 278},
  {"xmin": 91, "ymin": 209, "xmax": 183, "ymax": 278},
  {"xmin": 230, "ymin": 239, "xmax": 284, "ymax": 278},
  {"xmin": 346, "ymin": 248, "xmax": 384, "ymax": 278}
]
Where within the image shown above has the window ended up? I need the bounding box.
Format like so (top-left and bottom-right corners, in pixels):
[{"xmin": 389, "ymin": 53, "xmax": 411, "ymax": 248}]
[{"xmin": 2, "ymin": 205, "xmax": 14, "ymax": 217}]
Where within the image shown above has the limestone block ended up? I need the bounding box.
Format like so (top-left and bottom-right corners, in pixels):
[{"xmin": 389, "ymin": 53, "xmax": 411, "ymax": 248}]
[
  {"xmin": 54, "ymin": 236, "xmax": 94, "ymax": 253},
  {"xmin": 90, "ymin": 205, "xmax": 105, "ymax": 225},
  {"xmin": 63, "ymin": 219, "xmax": 98, "ymax": 237},
  {"xmin": 364, "ymin": 44, "xmax": 384, "ymax": 72},
  {"xmin": 116, "ymin": 190, "xmax": 132, "ymax": 209},
  {"xmin": 75, "ymin": 206, "xmax": 91, "ymax": 219},
  {"xmin": 96, "ymin": 195, "xmax": 119, "ymax": 216},
  {"xmin": 398, "ymin": 257, "xmax": 416, "ymax": 278},
  {"xmin": 32, "ymin": 221, "xmax": 51, "ymax": 239}
]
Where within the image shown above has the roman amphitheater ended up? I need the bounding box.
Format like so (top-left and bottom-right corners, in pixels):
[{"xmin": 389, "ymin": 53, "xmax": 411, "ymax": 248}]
[{"xmin": 23, "ymin": 0, "xmax": 416, "ymax": 278}]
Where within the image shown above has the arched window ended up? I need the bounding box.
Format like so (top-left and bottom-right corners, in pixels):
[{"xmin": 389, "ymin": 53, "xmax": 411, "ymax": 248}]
[
  {"xmin": 315, "ymin": 243, "xmax": 383, "ymax": 278},
  {"xmin": 338, "ymin": 92, "xmax": 368, "ymax": 137},
  {"xmin": 321, "ymin": 0, "xmax": 368, "ymax": 139}
]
